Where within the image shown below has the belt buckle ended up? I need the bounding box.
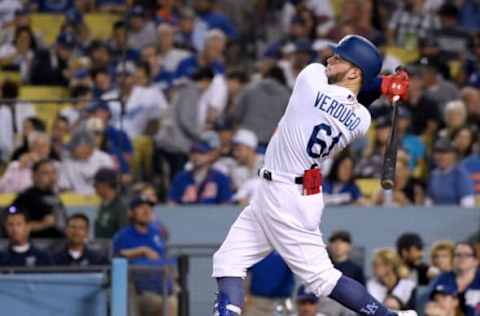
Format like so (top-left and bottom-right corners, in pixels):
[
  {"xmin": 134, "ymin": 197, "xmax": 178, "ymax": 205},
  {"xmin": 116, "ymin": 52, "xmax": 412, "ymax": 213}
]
[{"xmin": 263, "ymin": 170, "xmax": 272, "ymax": 181}]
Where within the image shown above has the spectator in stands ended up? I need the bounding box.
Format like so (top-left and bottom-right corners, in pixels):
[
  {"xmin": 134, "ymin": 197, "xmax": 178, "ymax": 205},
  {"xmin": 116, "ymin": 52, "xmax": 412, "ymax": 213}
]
[
  {"xmin": 86, "ymin": 100, "xmax": 133, "ymax": 177},
  {"xmin": 91, "ymin": 67, "xmax": 113, "ymax": 97},
  {"xmin": 127, "ymin": 6, "xmax": 157, "ymax": 51},
  {"xmin": 87, "ymin": 40, "xmax": 114, "ymax": 74},
  {"xmin": 11, "ymin": 158, "xmax": 66, "ymax": 238},
  {"xmin": 386, "ymin": 0, "xmax": 440, "ymax": 49},
  {"xmin": 295, "ymin": 285, "xmax": 321, "ymax": 316},
  {"xmin": 191, "ymin": 0, "xmax": 237, "ymax": 51},
  {"xmin": 424, "ymin": 284, "xmax": 461, "ymax": 316},
  {"xmin": 108, "ymin": 21, "xmax": 140, "ymax": 63},
  {"xmin": 427, "ymin": 138, "xmax": 475, "ymax": 207},
  {"xmin": 355, "ymin": 116, "xmax": 391, "ymax": 178},
  {"xmin": 53, "ymin": 213, "xmax": 108, "ymax": 266},
  {"xmin": 0, "ymin": 26, "xmax": 37, "ymax": 81},
  {"xmin": 232, "ymin": 66, "xmax": 289, "ymax": 149},
  {"xmin": 30, "ymin": 32, "xmax": 75, "ymax": 86},
  {"xmin": 155, "ymin": 67, "xmax": 214, "ymax": 182},
  {"xmin": 174, "ymin": 7, "xmax": 196, "ymax": 51},
  {"xmin": 176, "ymin": 28, "xmax": 226, "ymax": 80},
  {"xmin": 438, "ymin": 100, "xmax": 468, "ymax": 140},
  {"xmin": 11, "ymin": 116, "xmax": 47, "ymax": 159},
  {"xmin": 278, "ymin": 39, "xmax": 315, "ymax": 89},
  {"xmin": 420, "ymin": 58, "xmax": 460, "ymax": 111},
  {"xmin": 428, "ymin": 240, "xmax": 455, "ymax": 281},
  {"xmin": 458, "ymin": 1, "xmax": 480, "ymax": 34},
  {"xmin": 396, "ymin": 106, "xmax": 426, "ymax": 171},
  {"xmin": 324, "ymin": 153, "xmax": 364, "ymax": 206},
  {"xmin": 94, "ymin": 168, "xmax": 128, "ymax": 238},
  {"xmin": 452, "ymin": 126, "xmax": 478, "ymax": 159},
  {"xmin": 461, "ymin": 87, "xmax": 480, "ymax": 128},
  {"xmin": 396, "ymin": 232, "xmax": 430, "ymax": 286},
  {"xmin": 367, "ymin": 248, "xmax": 416, "ymax": 309},
  {"xmin": 222, "ymin": 68, "xmax": 249, "ymax": 123},
  {"xmin": 0, "ymin": 1, "xmax": 23, "ymax": 27},
  {"xmin": 462, "ymin": 147, "xmax": 480, "ymax": 195},
  {"xmin": 328, "ymin": 230, "xmax": 365, "ymax": 284},
  {"xmin": 59, "ymin": 129, "xmax": 115, "ymax": 195},
  {"xmin": 0, "ymin": 206, "xmax": 52, "ymax": 266},
  {"xmin": 0, "ymin": 80, "xmax": 36, "ymax": 163},
  {"xmin": 113, "ymin": 194, "xmax": 176, "ymax": 316},
  {"xmin": 60, "ymin": 85, "xmax": 93, "ymax": 128},
  {"xmin": 153, "ymin": 23, "xmax": 191, "ymax": 89},
  {"xmin": 0, "ymin": 131, "xmax": 52, "ymax": 193},
  {"xmin": 373, "ymin": 151, "xmax": 426, "ymax": 207},
  {"xmin": 244, "ymin": 251, "xmax": 294, "ymax": 316},
  {"xmin": 463, "ymin": 33, "xmax": 480, "ymax": 88},
  {"xmin": 50, "ymin": 115, "xmax": 70, "ymax": 159},
  {"xmin": 430, "ymin": 241, "xmax": 480, "ymax": 316},
  {"xmin": 168, "ymin": 140, "xmax": 232, "ymax": 204}
]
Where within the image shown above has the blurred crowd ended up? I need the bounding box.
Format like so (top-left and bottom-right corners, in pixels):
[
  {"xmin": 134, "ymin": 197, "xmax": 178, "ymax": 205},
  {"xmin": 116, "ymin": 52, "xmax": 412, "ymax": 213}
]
[{"xmin": 0, "ymin": 0, "xmax": 479, "ymax": 315}]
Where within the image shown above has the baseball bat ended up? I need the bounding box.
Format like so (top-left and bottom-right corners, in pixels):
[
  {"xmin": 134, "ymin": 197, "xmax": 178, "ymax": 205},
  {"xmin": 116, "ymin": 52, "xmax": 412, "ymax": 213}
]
[{"xmin": 381, "ymin": 95, "xmax": 401, "ymax": 190}]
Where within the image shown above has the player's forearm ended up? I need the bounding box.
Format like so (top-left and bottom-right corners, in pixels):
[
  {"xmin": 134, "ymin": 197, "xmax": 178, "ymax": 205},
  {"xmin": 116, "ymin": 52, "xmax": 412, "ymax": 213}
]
[{"xmin": 119, "ymin": 247, "xmax": 147, "ymax": 259}]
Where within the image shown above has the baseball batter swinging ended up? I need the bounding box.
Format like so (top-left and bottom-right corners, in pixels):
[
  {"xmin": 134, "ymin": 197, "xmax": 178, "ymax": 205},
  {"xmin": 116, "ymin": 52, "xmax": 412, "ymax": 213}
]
[{"xmin": 212, "ymin": 35, "xmax": 412, "ymax": 316}]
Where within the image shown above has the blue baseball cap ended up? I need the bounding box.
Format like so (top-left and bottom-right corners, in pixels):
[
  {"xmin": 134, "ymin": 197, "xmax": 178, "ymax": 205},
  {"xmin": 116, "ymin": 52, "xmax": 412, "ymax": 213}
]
[
  {"xmin": 430, "ymin": 284, "xmax": 457, "ymax": 299},
  {"xmin": 130, "ymin": 195, "xmax": 156, "ymax": 209},
  {"xmin": 191, "ymin": 141, "xmax": 214, "ymax": 154},
  {"xmin": 296, "ymin": 286, "xmax": 319, "ymax": 303}
]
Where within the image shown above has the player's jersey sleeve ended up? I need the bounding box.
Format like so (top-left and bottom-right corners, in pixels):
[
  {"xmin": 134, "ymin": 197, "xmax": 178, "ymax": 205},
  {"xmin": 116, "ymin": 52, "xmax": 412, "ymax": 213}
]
[{"xmin": 294, "ymin": 63, "xmax": 328, "ymax": 90}]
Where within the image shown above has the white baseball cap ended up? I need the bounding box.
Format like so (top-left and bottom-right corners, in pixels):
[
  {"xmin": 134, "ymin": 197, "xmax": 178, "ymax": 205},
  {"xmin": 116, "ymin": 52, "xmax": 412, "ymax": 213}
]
[{"xmin": 233, "ymin": 129, "xmax": 258, "ymax": 149}]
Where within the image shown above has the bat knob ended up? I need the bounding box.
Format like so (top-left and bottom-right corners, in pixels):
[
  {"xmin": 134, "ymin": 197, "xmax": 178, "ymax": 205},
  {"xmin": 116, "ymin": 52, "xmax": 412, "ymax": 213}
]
[{"xmin": 381, "ymin": 179, "xmax": 394, "ymax": 190}]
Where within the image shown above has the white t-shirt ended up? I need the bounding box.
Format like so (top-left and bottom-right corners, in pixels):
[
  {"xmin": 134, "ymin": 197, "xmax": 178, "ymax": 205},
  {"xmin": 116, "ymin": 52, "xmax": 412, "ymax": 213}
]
[
  {"xmin": 197, "ymin": 75, "xmax": 228, "ymax": 130},
  {"xmin": 264, "ymin": 63, "xmax": 371, "ymax": 175},
  {"xmin": 160, "ymin": 48, "xmax": 191, "ymax": 72},
  {"xmin": 59, "ymin": 149, "xmax": 115, "ymax": 195},
  {"xmin": 367, "ymin": 278, "xmax": 417, "ymax": 306},
  {"xmin": 103, "ymin": 85, "xmax": 168, "ymax": 139},
  {"xmin": 0, "ymin": 0, "xmax": 22, "ymax": 26},
  {"xmin": 0, "ymin": 102, "xmax": 36, "ymax": 160}
]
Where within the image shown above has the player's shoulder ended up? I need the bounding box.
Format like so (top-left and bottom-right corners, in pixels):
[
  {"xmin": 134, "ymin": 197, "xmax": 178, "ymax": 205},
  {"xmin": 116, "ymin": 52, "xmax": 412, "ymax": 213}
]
[
  {"xmin": 295, "ymin": 63, "xmax": 327, "ymax": 88},
  {"xmin": 298, "ymin": 63, "xmax": 326, "ymax": 78}
]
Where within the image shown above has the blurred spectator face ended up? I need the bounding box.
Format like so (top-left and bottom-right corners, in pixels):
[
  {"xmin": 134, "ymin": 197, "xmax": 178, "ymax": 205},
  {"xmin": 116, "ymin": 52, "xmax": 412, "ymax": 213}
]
[
  {"xmin": 227, "ymin": 77, "xmax": 243, "ymax": 97},
  {"xmin": 373, "ymin": 257, "xmax": 392, "ymax": 279},
  {"xmin": 398, "ymin": 116, "xmax": 410, "ymax": 135},
  {"xmin": 336, "ymin": 157, "xmax": 354, "ymax": 183},
  {"xmin": 74, "ymin": 90, "xmax": 93, "ymax": 110},
  {"xmin": 191, "ymin": 151, "xmax": 213, "ymax": 169},
  {"xmin": 329, "ymin": 239, "xmax": 351, "ymax": 260},
  {"xmin": 131, "ymin": 204, "xmax": 154, "ymax": 226},
  {"xmin": 30, "ymin": 133, "xmax": 51, "ymax": 160},
  {"xmin": 375, "ymin": 125, "xmax": 391, "ymax": 146},
  {"xmin": 289, "ymin": 18, "xmax": 309, "ymax": 39},
  {"xmin": 91, "ymin": 46, "xmax": 111, "ymax": 67},
  {"xmin": 297, "ymin": 301, "xmax": 318, "ymax": 316},
  {"xmin": 15, "ymin": 28, "xmax": 33, "ymax": 52},
  {"xmin": 51, "ymin": 117, "xmax": 69, "ymax": 142},
  {"xmin": 432, "ymin": 293, "xmax": 459, "ymax": 313},
  {"xmin": 432, "ymin": 249, "xmax": 453, "ymax": 273},
  {"xmin": 15, "ymin": 12, "xmax": 31, "ymax": 28},
  {"xmin": 461, "ymin": 88, "xmax": 480, "ymax": 116},
  {"xmin": 407, "ymin": 76, "xmax": 424, "ymax": 104},
  {"xmin": 402, "ymin": 245, "xmax": 423, "ymax": 266},
  {"xmin": 384, "ymin": 295, "xmax": 402, "ymax": 310},
  {"xmin": 73, "ymin": 143, "xmax": 94, "ymax": 160},
  {"xmin": 453, "ymin": 127, "xmax": 474, "ymax": 156},
  {"xmin": 233, "ymin": 144, "xmax": 254, "ymax": 166},
  {"xmin": 395, "ymin": 156, "xmax": 410, "ymax": 190},
  {"xmin": 424, "ymin": 302, "xmax": 447, "ymax": 316},
  {"xmin": 218, "ymin": 129, "xmax": 233, "ymax": 155},
  {"xmin": 203, "ymin": 34, "xmax": 226, "ymax": 61},
  {"xmin": 113, "ymin": 24, "xmax": 127, "ymax": 46},
  {"xmin": 433, "ymin": 151, "xmax": 456, "ymax": 170},
  {"xmin": 66, "ymin": 217, "xmax": 88, "ymax": 246},
  {"xmin": 341, "ymin": 0, "xmax": 361, "ymax": 22},
  {"xmin": 444, "ymin": 109, "xmax": 466, "ymax": 129},
  {"xmin": 57, "ymin": 44, "xmax": 73, "ymax": 61},
  {"xmin": 134, "ymin": 67, "xmax": 149, "ymax": 86},
  {"xmin": 93, "ymin": 107, "xmax": 111, "ymax": 125},
  {"xmin": 33, "ymin": 161, "xmax": 57, "ymax": 190},
  {"xmin": 5, "ymin": 213, "xmax": 30, "ymax": 246},
  {"xmin": 93, "ymin": 71, "xmax": 111, "ymax": 92},
  {"xmin": 130, "ymin": 16, "xmax": 144, "ymax": 32},
  {"xmin": 158, "ymin": 23, "xmax": 175, "ymax": 52},
  {"xmin": 453, "ymin": 244, "xmax": 478, "ymax": 273}
]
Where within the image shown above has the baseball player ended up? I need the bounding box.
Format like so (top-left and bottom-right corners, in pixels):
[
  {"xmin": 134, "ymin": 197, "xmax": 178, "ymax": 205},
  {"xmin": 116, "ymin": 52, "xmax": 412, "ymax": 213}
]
[{"xmin": 212, "ymin": 35, "xmax": 412, "ymax": 316}]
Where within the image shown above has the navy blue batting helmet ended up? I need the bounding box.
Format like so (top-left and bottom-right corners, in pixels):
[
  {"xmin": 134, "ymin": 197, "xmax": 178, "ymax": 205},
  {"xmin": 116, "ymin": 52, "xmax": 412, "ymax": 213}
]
[{"xmin": 330, "ymin": 35, "xmax": 382, "ymax": 87}]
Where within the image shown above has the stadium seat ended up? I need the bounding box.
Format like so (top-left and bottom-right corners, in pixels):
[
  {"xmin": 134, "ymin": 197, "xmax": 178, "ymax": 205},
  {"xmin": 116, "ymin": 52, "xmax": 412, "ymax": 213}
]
[
  {"xmin": 19, "ymin": 86, "xmax": 69, "ymax": 129},
  {"xmin": 0, "ymin": 71, "xmax": 21, "ymax": 83},
  {"xmin": 0, "ymin": 193, "xmax": 100, "ymax": 207},
  {"xmin": 356, "ymin": 178, "xmax": 381, "ymax": 198},
  {"xmin": 31, "ymin": 14, "xmax": 64, "ymax": 46},
  {"xmin": 85, "ymin": 14, "xmax": 121, "ymax": 40}
]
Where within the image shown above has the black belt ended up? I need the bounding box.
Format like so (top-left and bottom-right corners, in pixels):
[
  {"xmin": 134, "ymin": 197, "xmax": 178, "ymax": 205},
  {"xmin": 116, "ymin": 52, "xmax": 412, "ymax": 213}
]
[{"xmin": 257, "ymin": 169, "xmax": 305, "ymax": 184}]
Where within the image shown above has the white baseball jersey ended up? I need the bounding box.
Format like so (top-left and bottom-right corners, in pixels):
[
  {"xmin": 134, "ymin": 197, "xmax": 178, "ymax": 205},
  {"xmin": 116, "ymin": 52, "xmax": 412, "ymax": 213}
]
[{"xmin": 265, "ymin": 63, "xmax": 371, "ymax": 175}]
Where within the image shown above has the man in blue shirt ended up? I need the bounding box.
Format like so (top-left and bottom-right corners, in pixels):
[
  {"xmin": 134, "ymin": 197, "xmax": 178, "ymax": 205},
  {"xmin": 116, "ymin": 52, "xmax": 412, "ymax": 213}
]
[
  {"xmin": 463, "ymin": 151, "xmax": 480, "ymax": 195},
  {"xmin": 397, "ymin": 106, "xmax": 426, "ymax": 171},
  {"xmin": 429, "ymin": 242, "xmax": 480, "ymax": 316},
  {"xmin": 244, "ymin": 251, "xmax": 295, "ymax": 316},
  {"xmin": 0, "ymin": 206, "xmax": 52, "ymax": 267},
  {"xmin": 169, "ymin": 141, "xmax": 233, "ymax": 204},
  {"xmin": 427, "ymin": 139, "xmax": 475, "ymax": 207},
  {"xmin": 113, "ymin": 195, "xmax": 175, "ymax": 316}
]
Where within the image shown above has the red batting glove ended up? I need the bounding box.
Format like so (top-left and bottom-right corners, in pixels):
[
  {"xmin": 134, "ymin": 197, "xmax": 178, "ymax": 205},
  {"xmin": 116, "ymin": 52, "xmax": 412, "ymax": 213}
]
[{"xmin": 381, "ymin": 69, "xmax": 409, "ymax": 102}]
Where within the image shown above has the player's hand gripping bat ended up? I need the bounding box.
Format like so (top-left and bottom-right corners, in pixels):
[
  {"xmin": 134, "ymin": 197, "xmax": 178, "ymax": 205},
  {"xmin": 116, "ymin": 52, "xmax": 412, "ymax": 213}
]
[{"xmin": 380, "ymin": 69, "xmax": 409, "ymax": 190}]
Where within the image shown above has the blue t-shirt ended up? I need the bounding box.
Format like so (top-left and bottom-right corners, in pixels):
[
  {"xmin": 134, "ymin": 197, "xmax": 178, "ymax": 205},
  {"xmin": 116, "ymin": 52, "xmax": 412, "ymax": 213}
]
[
  {"xmin": 430, "ymin": 270, "xmax": 480, "ymax": 316},
  {"xmin": 463, "ymin": 154, "xmax": 480, "ymax": 194},
  {"xmin": 249, "ymin": 252, "xmax": 294, "ymax": 298},
  {"xmin": 427, "ymin": 164, "xmax": 475, "ymax": 205},
  {"xmin": 103, "ymin": 126, "xmax": 133, "ymax": 173},
  {"xmin": 323, "ymin": 180, "xmax": 362, "ymax": 205},
  {"xmin": 175, "ymin": 55, "xmax": 224, "ymax": 80},
  {"xmin": 402, "ymin": 134, "xmax": 425, "ymax": 170},
  {"xmin": 168, "ymin": 168, "xmax": 233, "ymax": 204},
  {"xmin": 113, "ymin": 224, "xmax": 173, "ymax": 294}
]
